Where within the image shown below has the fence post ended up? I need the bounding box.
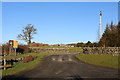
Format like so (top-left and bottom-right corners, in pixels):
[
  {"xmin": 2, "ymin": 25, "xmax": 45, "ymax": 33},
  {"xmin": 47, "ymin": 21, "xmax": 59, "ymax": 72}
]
[{"xmin": 4, "ymin": 55, "xmax": 6, "ymax": 70}]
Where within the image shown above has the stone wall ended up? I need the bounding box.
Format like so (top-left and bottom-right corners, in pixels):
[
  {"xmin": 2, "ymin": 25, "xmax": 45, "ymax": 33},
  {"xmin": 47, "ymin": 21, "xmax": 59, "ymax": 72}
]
[
  {"xmin": 83, "ymin": 47, "xmax": 120, "ymax": 55},
  {"xmin": 30, "ymin": 48, "xmax": 69, "ymax": 53},
  {"xmin": 30, "ymin": 47, "xmax": 120, "ymax": 55}
]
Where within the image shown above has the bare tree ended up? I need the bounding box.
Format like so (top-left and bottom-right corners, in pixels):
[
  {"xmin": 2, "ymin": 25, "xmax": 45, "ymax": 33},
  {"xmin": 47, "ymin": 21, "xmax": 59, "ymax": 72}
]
[{"xmin": 17, "ymin": 24, "xmax": 37, "ymax": 45}]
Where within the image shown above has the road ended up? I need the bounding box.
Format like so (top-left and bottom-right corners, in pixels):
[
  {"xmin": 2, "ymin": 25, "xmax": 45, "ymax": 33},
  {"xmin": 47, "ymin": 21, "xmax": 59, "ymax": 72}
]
[{"xmin": 2, "ymin": 53, "xmax": 119, "ymax": 80}]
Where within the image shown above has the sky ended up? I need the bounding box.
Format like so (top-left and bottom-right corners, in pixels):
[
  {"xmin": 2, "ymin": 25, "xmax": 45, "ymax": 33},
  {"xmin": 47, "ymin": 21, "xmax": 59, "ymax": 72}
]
[
  {"xmin": 1, "ymin": 0, "xmax": 120, "ymax": 2},
  {"xmin": 2, "ymin": 2, "xmax": 118, "ymax": 44}
]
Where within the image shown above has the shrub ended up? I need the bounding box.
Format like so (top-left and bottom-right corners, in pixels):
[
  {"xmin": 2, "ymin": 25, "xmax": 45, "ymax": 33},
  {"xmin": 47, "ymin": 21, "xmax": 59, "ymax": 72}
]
[
  {"xmin": 22, "ymin": 55, "xmax": 34, "ymax": 63},
  {"xmin": 2, "ymin": 43, "xmax": 30, "ymax": 55},
  {"xmin": 29, "ymin": 43, "xmax": 49, "ymax": 47},
  {"xmin": 17, "ymin": 45, "xmax": 30, "ymax": 54},
  {"xmin": 2, "ymin": 43, "xmax": 9, "ymax": 55}
]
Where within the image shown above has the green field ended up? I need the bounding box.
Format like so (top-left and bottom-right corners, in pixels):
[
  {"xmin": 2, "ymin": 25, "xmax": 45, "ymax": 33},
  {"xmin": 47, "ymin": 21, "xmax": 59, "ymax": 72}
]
[
  {"xmin": 68, "ymin": 47, "xmax": 83, "ymax": 53},
  {"xmin": 76, "ymin": 53, "xmax": 119, "ymax": 69}
]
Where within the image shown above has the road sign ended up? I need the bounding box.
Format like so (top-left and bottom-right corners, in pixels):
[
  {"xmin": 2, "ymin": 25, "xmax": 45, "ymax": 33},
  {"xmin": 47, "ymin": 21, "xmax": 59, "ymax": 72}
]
[
  {"xmin": 9, "ymin": 40, "xmax": 18, "ymax": 55},
  {"xmin": 9, "ymin": 40, "xmax": 18, "ymax": 48},
  {"xmin": 9, "ymin": 40, "xmax": 13, "ymax": 47},
  {"xmin": 13, "ymin": 41, "xmax": 18, "ymax": 48}
]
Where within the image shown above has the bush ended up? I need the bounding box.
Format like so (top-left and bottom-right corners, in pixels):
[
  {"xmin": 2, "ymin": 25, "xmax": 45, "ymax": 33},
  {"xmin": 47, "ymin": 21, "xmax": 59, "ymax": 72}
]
[
  {"xmin": 29, "ymin": 43, "xmax": 48, "ymax": 47},
  {"xmin": 2, "ymin": 43, "xmax": 30, "ymax": 55},
  {"xmin": 22, "ymin": 55, "xmax": 34, "ymax": 63},
  {"xmin": 2, "ymin": 43, "xmax": 9, "ymax": 55},
  {"xmin": 17, "ymin": 45, "xmax": 30, "ymax": 54}
]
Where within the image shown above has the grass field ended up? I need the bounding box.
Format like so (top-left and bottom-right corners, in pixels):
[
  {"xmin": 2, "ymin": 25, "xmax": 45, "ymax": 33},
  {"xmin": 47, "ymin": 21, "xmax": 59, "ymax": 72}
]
[
  {"xmin": 68, "ymin": 47, "xmax": 83, "ymax": 53},
  {"xmin": 76, "ymin": 53, "xmax": 119, "ymax": 69}
]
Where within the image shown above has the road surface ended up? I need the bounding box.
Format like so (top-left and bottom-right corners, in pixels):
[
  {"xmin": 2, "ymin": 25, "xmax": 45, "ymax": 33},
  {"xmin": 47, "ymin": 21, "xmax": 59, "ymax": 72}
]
[{"xmin": 2, "ymin": 53, "xmax": 119, "ymax": 80}]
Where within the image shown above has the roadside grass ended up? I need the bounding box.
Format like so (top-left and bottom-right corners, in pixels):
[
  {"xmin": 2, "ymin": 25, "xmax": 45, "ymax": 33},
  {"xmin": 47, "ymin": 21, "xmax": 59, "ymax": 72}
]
[
  {"xmin": 5, "ymin": 52, "xmax": 39, "ymax": 59},
  {"xmin": 1, "ymin": 52, "xmax": 62, "ymax": 76},
  {"xmin": 1, "ymin": 47, "xmax": 83, "ymax": 76},
  {"xmin": 1, "ymin": 52, "xmax": 68, "ymax": 76},
  {"xmin": 2, "ymin": 53, "xmax": 46, "ymax": 76},
  {"xmin": 76, "ymin": 53, "xmax": 119, "ymax": 69}
]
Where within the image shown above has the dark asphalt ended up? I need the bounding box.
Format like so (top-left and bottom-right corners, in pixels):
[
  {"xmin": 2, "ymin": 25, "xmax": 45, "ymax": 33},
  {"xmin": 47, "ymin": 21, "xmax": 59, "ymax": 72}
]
[{"xmin": 2, "ymin": 53, "xmax": 119, "ymax": 80}]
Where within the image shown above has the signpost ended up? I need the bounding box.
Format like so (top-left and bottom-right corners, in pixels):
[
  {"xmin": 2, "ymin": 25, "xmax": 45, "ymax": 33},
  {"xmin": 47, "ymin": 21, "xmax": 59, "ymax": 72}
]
[
  {"xmin": 9, "ymin": 40, "xmax": 18, "ymax": 55},
  {"xmin": 2, "ymin": 40, "xmax": 18, "ymax": 70}
]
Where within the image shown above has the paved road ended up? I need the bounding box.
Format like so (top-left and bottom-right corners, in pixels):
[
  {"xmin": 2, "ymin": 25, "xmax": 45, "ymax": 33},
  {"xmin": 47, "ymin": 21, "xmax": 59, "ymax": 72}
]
[{"xmin": 2, "ymin": 53, "xmax": 119, "ymax": 80}]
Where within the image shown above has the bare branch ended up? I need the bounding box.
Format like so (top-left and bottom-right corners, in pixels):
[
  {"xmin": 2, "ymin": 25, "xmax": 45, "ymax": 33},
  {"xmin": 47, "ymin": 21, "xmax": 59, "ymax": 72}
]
[{"xmin": 17, "ymin": 24, "xmax": 37, "ymax": 44}]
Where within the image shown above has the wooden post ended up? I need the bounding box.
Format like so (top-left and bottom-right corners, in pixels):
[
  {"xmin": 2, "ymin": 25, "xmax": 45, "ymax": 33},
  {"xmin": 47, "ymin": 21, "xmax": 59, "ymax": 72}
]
[
  {"xmin": 4, "ymin": 55, "xmax": 6, "ymax": 70},
  {"xmin": 9, "ymin": 48, "xmax": 10, "ymax": 55},
  {"xmin": 15, "ymin": 49, "xmax": 16, "ymax": 56},
  {"xmin": 9, "ymin": 48, "xmax": 11, "ymax": 55}
]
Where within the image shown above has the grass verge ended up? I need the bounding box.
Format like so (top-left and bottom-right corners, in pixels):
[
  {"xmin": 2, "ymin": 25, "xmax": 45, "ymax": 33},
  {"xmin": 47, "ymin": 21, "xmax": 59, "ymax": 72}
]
[
  {"xmin": 1, "ymin": 52, "xmax": 58, "ymax": 76},
  {"xmin": 76, "ymin": 53, "xmax": 119, "ymax": 69},
  {"xmin": 1, "ymin": 47, "xmax": 83, "ymax": 76}
]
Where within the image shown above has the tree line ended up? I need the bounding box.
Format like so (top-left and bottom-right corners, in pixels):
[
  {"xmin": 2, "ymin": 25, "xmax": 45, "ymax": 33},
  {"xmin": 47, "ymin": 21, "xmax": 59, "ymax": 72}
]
[
  {"xmin": 76, "ymin": 41, "xmax": 98, "ymax": 47},
  {"xmin": 76, "ymin": 21, "xmax": 120, "ymax": 47},
  {"xmin": 16, "ymin": 22, "xmax": 120, "ymax": 47},
  {"xmin": 99, "ymin": 22, "xmax": 120, "ymax": 47}
]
